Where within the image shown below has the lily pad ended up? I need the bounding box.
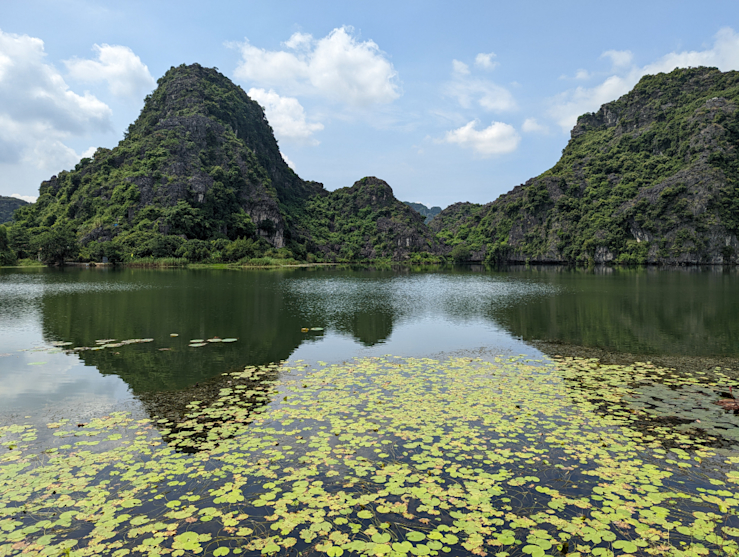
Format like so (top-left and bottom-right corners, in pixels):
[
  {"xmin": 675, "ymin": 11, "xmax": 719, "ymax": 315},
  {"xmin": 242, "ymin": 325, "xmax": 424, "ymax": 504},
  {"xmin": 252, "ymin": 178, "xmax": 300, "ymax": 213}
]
[
  {"xmin": 189, "ymin": 343, "xmax": 207, "ymax": 348},
  {"xmin": 222, "ymin": 338, "xmax": 238, "ymax": 343}
]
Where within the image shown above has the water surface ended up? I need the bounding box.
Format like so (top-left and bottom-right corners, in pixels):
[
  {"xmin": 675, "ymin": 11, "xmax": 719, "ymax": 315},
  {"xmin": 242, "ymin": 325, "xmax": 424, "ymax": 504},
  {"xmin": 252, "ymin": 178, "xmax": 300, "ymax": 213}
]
[{"xmin": 2, "ymin": 265, "xmax": 739, "ymax": 416}]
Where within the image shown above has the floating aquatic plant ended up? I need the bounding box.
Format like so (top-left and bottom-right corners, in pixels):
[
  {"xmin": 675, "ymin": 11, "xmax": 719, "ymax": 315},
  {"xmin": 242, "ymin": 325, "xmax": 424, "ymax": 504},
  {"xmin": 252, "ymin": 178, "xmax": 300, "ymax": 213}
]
[{"xmin": 1, "ymin": 356, "xmax": 738, "ymax": 557}]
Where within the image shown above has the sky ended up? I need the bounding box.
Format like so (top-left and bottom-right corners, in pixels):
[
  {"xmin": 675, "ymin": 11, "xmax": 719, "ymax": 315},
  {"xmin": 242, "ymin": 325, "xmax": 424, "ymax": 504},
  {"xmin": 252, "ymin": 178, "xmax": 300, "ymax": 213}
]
[{"xmin": 2, "ymin": 1, "xmax": 739, "ymax": 208}]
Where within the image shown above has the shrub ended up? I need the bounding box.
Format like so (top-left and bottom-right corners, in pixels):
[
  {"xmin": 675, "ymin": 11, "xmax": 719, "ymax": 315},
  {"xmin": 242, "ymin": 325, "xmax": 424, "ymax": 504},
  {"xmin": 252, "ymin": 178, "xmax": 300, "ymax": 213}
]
[
  {"xmin": 176, "ymin": 239, "xmax": 212, "ymax": 262},
  {"xmin": 148, "ymin": 235, "xmax": 185, "ymax": 258},
  {"xmin": 450, "ymin": 243, "xmax": 471, "ymax": 262}
]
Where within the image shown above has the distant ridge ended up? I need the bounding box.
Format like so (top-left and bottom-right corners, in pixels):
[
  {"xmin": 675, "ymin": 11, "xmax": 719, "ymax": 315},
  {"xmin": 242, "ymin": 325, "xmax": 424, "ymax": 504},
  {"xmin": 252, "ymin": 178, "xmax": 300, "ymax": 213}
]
[
  {"xmin": 0, "ymin": 196, "xmax": 29, "ymax": 224},
  {"xmin": 403, "ymin": 202, "xmax": 443, "ymax": 224}
]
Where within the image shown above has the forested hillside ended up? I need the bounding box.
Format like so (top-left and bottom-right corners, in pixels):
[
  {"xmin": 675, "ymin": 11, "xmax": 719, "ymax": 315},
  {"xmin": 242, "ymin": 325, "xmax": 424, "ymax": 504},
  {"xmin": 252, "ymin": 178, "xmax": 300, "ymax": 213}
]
[
  {"xmin": 432, "ymin": 67, "xmax": 739, "ymax": 265},
  {"xmin": 7, "ymin": 64, "xmax": 433, "ymax": 264},
  {"xmin": 7, "ymin": 65, "xmax": 739, "ymax": 266}
]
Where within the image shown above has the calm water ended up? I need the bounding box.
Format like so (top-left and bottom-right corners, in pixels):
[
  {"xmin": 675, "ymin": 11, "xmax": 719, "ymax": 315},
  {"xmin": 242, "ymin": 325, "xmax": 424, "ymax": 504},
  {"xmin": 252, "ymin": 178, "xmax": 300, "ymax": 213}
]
[{"xmin": 2, "ymin": 264, "xmax": 739, "ymax": 416}]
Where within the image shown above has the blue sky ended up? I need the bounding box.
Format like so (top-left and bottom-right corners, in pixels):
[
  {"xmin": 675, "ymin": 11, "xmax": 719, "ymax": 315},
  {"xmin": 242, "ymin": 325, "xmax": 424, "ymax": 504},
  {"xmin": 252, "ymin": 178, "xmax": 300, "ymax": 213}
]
[{"xmin": 2, "ymin": 1, "xmax": 738, "ymax": 207}]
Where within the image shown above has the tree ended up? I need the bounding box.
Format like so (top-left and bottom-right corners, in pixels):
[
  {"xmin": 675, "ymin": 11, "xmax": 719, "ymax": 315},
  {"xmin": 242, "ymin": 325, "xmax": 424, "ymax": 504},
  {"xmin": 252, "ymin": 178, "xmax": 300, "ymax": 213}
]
[
  {"xmin": 450, "ymin": 243, "xmax": 471, "ymax": 262},
  {"xmin": 7, "ymin": 225, "xmax": 31, "ymax": 259},
  {"xmin": 32, "ymin": 227, "xmax": 79, "ymax": 266},
  {"xmin": 0, "ymin": 225, "xmax": 16, "ymax": 266}
]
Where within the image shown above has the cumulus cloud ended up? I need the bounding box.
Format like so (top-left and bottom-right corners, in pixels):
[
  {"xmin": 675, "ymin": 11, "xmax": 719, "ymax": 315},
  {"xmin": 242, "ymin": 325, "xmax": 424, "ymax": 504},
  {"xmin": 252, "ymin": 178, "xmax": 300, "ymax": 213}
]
[
  {"xmin": 10, "ymin": 193, "xmax": 37, "ymax": 203},
  {"xmin": 601, "ymin": 49, "xmax": 633, "ymax": 69},
  {"xmin": 233, "ymin": 27, "xmax": 400, "ymax": 107},
  {"xmin": 248, "ymin": 88, "xmax": 323, "ymax": 145},
  {"xmin": 452, "ymin": 59, "xmax": 470, "ymax": 76},
  {"xmin": 281, "ymin": 151, "xmax": 296, "ymax": 170},
  {"xmin": 575, "ymin": 69, "xmax": 591, "ymax": 80},
  {"xmin": 445, "ymin": 55, "xmax": 516, "ymax": 113},
  {"xmin": 65, "ymin": 44, "xmax": 155, "ymax": 101},
  {"xmin": 444, "ymin": 120, "xmax": 520, "ymax": 157},
  {"xmin": 0, "ymin": 29, "xmax": 112, "ymax": 174},
  {"xmin": 446, "ymin": 78, "xmax": 517, "ymax": 113},
  {"xmin": 522, "ymin": 118, "xmax": 548, "ymax": 133},
  {"xmin": 475, "ymin": 52, "xmax": 498, "ymax": 70},
  {"xmin": 549, "ymin": 27, "xmax": 739, "ymax": 131}
]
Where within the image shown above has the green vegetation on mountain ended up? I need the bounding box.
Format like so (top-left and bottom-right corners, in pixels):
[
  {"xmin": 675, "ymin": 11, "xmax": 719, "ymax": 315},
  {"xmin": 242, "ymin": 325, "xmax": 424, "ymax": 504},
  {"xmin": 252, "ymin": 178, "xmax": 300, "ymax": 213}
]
[
  {"xmin": 303, "ymin": 177, "xmax": 440, "ymax": 262},
  {"xmin": 0, "ymin": 195, "xmax": 28, "ymax": 224},
  {"xmin": 403, "ymin": 201, "xmax": 443, "ymax": 224},
  {"xmin": 6, "ymin": 63, "xmax": 322, "ymax": 264},
  {"xmin": 7, "ymin": 65, "xmax": 739, "ymax": 267},
  {"xmin": 6, "ymin": 64, "xmax": 436, "ymax": 265},
  {"xmin": 0, "ymin": 225, "xmax": 15, "ymax": 265},
  {"xmin": 432, "ymin": 67, "xmax": 739, "ymax": 265}
]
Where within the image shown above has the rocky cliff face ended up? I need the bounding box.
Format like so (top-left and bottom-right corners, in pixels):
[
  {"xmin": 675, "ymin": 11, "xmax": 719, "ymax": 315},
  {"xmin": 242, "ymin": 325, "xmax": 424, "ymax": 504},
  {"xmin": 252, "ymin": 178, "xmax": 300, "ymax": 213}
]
[
  {"xmin": 21, "ymin": 64, "xmax": 323, "ymax": 252},
  {"xmin": 433, "ymin": 67, "xmax": 739, "ymax": 265},
  {"xmin": 13, "ymin": 64, "xmax": 442, "ymax": 262},
  {"xmin": 303, "ymin": 177, "xmax": 441, "ymax": 260}
]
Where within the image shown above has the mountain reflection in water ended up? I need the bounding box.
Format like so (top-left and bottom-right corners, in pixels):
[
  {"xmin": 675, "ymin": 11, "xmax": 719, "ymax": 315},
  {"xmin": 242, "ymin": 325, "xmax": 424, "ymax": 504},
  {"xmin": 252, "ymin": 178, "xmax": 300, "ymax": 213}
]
[{"xmin": 3, "ymin": 265, "xmax": 739, "ymax": 417}]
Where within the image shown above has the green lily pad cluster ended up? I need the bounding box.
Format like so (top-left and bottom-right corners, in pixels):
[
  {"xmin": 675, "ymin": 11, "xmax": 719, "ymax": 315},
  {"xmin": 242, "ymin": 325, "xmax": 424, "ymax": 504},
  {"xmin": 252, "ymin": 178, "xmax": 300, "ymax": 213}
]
[
  {"xmin": 1, "ymin": 356, "xmax": 739, "ymax": 556},
  {"xmin": 189, "ymin": 337, "xmax": 238, "ymax": 348},
  {"xmin": 73, "ymin": 338, "xmax": 155, "ymax": 352}
]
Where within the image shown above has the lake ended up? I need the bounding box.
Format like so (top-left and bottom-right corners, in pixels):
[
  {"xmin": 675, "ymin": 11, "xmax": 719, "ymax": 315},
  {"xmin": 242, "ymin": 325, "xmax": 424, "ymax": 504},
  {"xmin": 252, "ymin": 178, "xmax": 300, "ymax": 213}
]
[
  {"xmin": 1, "ymin": 265, "xmax": 739, "ymax": 556},
  {"xmin": 3, "ymin": 265, "xmax": 739, "ymax": 416}
]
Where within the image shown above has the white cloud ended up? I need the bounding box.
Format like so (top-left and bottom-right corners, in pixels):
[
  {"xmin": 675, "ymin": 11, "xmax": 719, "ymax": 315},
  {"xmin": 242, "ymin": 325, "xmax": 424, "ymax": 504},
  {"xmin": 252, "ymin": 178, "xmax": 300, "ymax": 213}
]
[
  {"xmin": 445, "ymin": 55, "xmax": 516, "ymax": 113},
  {"xmin": 0, "ymin": 29, "xmax": 112, "ymax": 175},
  {"xmin": 283, "ymin": 32, "xmax": 312, "ymax": 51},
  {"xmin": 475, "ymin": 52, "xmax": 498, "ymax": 70},
  {"xmin": 522, "ymin": 118, "xmax": 548, "ymax": 133},
  {"xmin": 601, "ymin": 49, "xmax": 633, "ymax": 69},
  {"xmin": 248, "ymin": 88, "xmax": 323, "ymax": 145},
  {"xmin": 643, "ymin": 27, "xmax": 739, "ymax": 73},
  {"xmin": 65, "ymin": 44, "xmax": 155, "ymax": 101},
  {"xmin": 446, "ymin": 77, "xmax": 517, "ymax": 113},
  {"xmin": 575, "ymin": 69, "xmax": 591, "ymax": 80},
  {"xmin": 81, "ymin": 146, "xmax": 97, "ymax": 159},
  {"xmin": 452, "ymin": 59, "xmax": 470, "ymax": 76},
  {"xmin": 549, "ymin": 27, "xmax": 739, "ymax": 132},
  {"xmin": 281, "ymin": 151, "xmax": 296, "ymax": 170},
  {"xmin": 444, "ymin": 120, "xmax": 520, "ymax": 157},
  {"xmin": 10, "ymin": 193, "xmax": 36, "ymax": 203},
  {"xmin": 233, "ymin": 27, "xmax": 400, "ymax": 107}
]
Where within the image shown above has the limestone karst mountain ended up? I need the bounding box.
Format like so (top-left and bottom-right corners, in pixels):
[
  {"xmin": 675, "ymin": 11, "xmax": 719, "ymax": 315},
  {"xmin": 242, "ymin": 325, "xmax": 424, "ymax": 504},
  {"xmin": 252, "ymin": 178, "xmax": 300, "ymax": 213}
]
[
  {"xmin": 11, "ymin": 64, "xmax": 435, "ymax": 262},
  {"xmin": 433, "ymin": 67, "xmax": 739, "ymax": 265},
  {"xmin": 9, "ymin": 65, "xmax": 739, "ymax": 265}
]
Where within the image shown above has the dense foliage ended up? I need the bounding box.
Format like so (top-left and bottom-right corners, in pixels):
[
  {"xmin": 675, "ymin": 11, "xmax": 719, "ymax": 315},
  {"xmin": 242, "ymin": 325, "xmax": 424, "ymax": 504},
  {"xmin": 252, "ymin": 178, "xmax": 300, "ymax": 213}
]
[
  {"xmin": 300, "ymin": 177, "xmax": 440, "ymax": 262},
  {"xmin": 433, "ymin": 67, "xmax": 739, "ymax": 265},
  {"xmin": 0, "ymin": 225, "xmax": 15, "ymax": 265},
  {"xmin": 8, "ymin": 65, "xmax": 739, "ymax": 267},
  {"xmin": 6, "ymin": 64, "xmax": 321, "ymax": 265}
]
